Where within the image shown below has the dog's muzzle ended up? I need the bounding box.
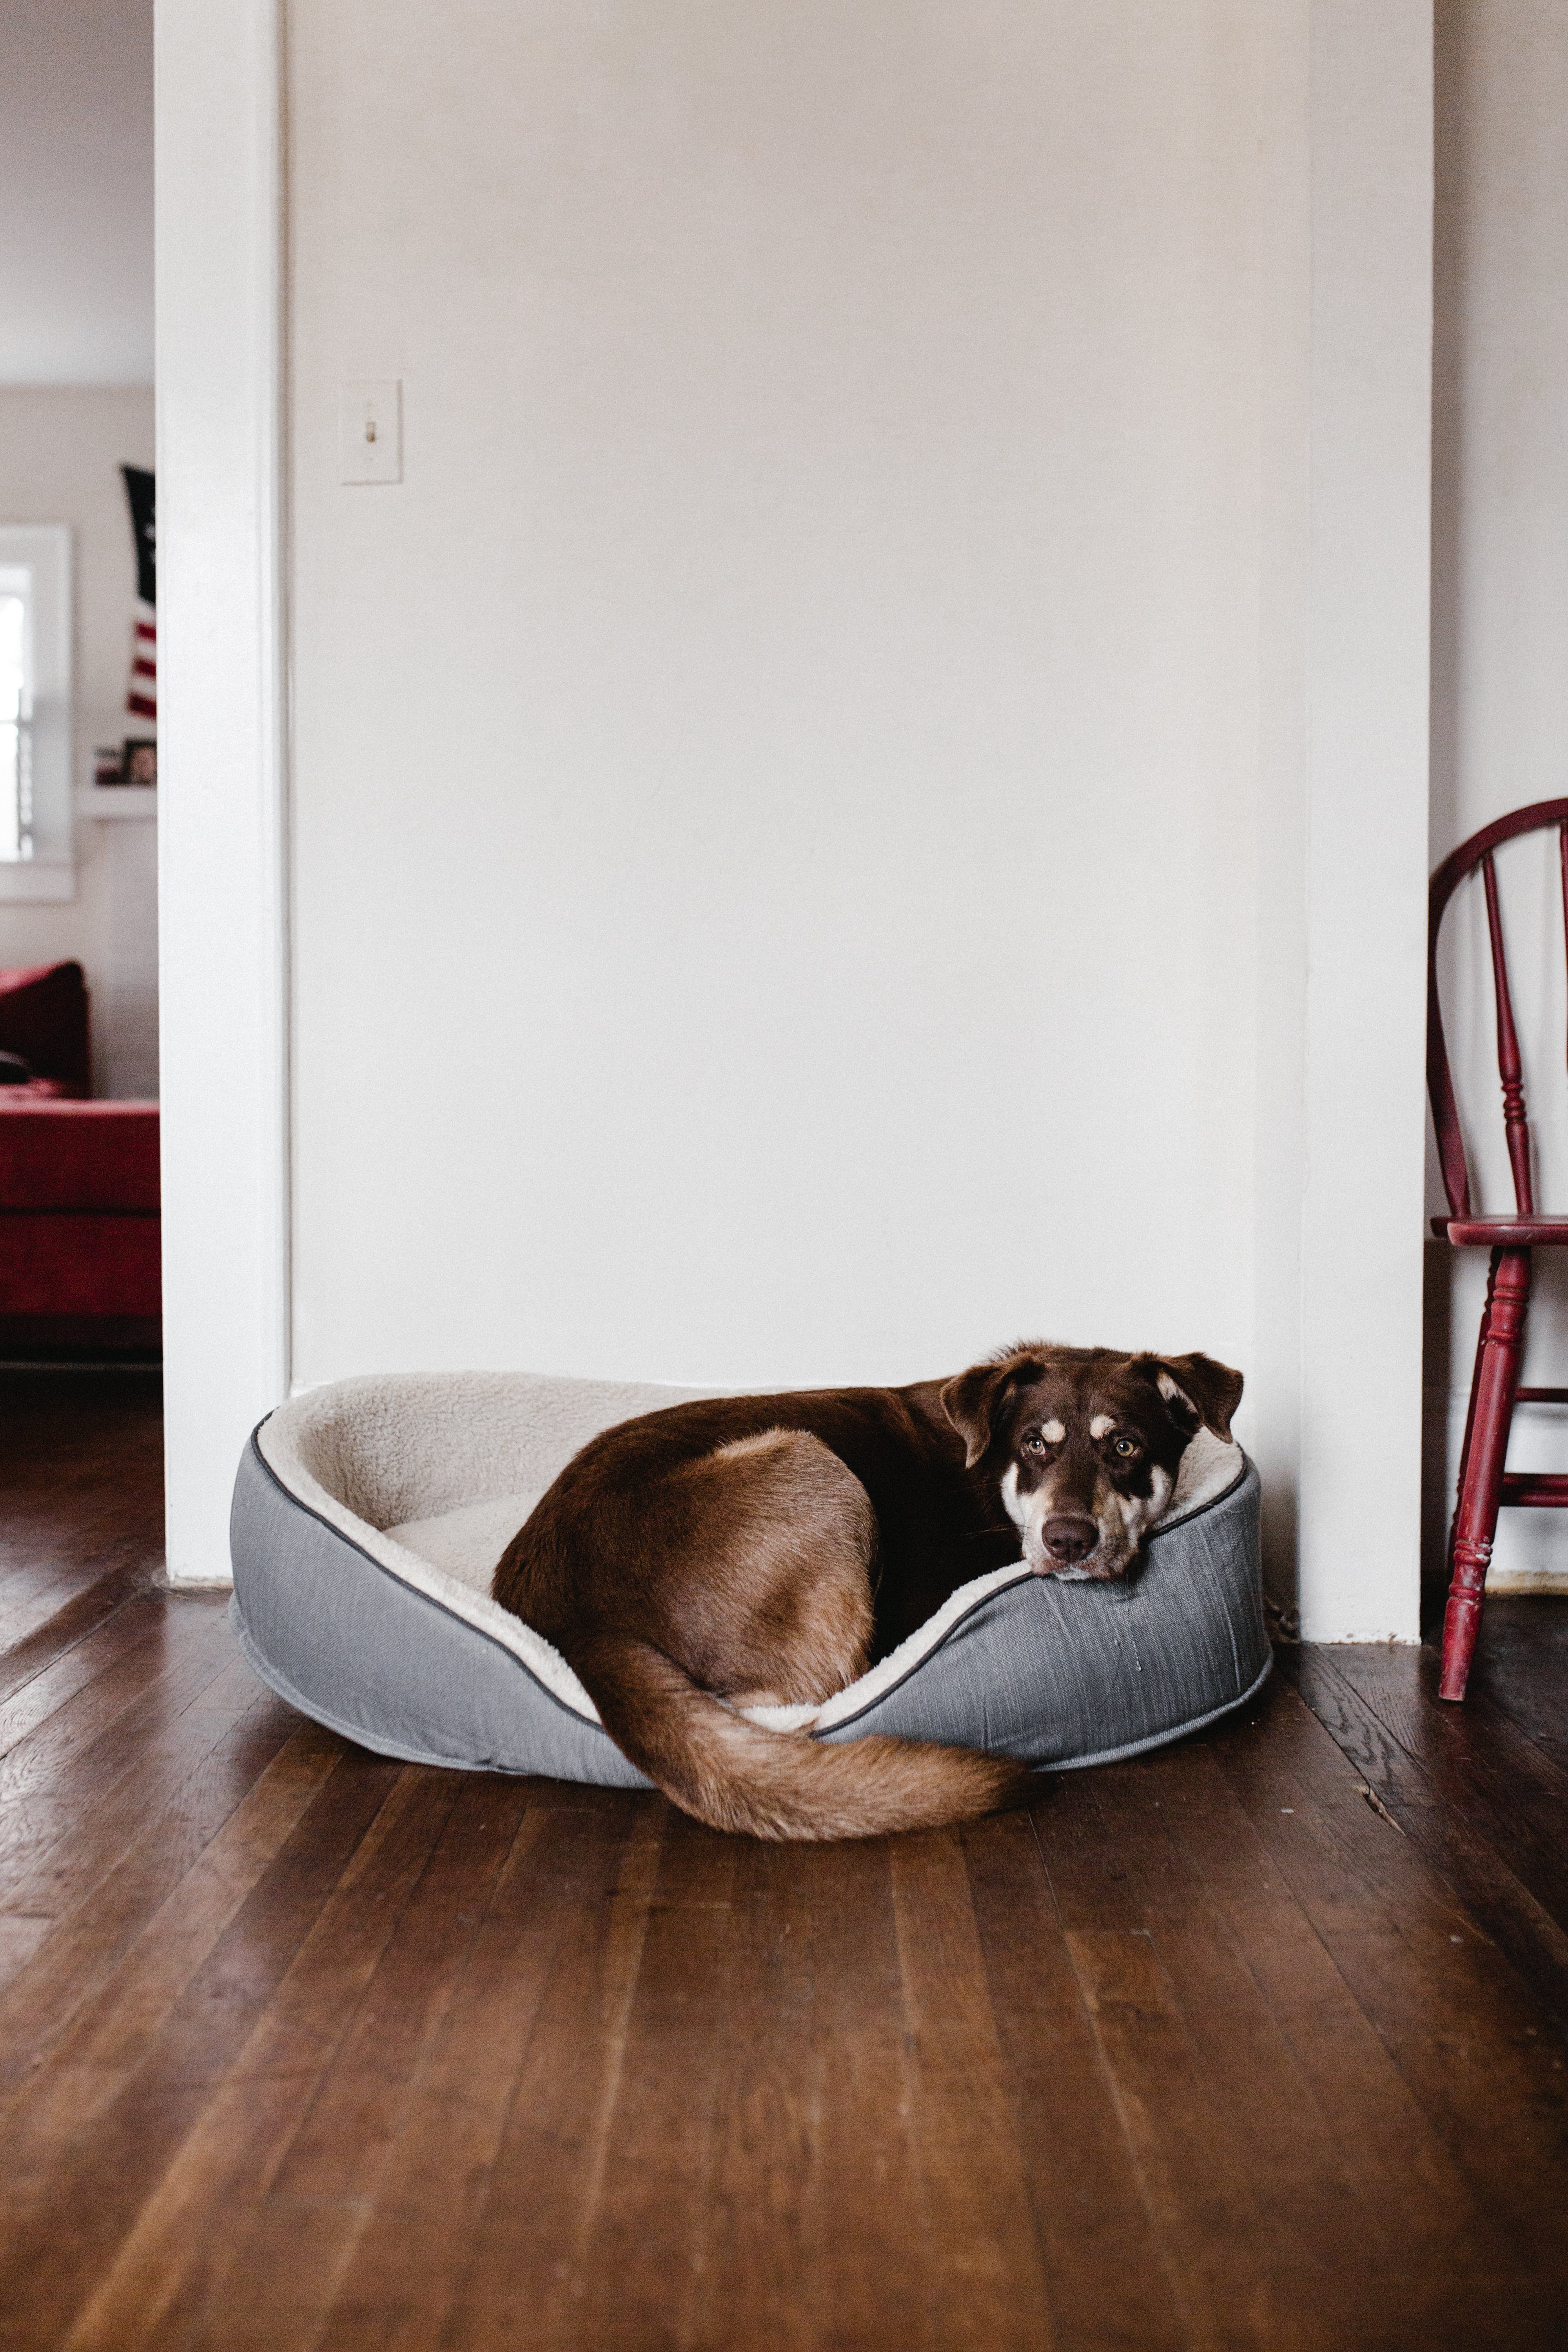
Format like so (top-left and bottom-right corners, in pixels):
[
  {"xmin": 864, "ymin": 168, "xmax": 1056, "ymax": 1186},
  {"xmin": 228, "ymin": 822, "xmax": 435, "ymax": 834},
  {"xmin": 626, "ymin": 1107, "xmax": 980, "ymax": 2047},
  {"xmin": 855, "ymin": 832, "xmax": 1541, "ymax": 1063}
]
[{"xmin": 1040, "ymin": 1514, "xmax": 1099, "ymax": 1568}]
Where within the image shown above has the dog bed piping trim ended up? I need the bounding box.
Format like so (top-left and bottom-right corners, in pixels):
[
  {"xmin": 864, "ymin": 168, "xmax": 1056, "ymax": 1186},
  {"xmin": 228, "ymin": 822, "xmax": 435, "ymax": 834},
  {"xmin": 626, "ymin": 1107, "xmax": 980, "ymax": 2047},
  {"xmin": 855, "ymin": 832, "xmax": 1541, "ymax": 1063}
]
[
  {"xmin": 227, "ymin": 1598, "xmax": 638, "ymax": 1777},
  {"xmin": 229, "ymin": 1590, "xmax": 1273, "ymax": 1781}
]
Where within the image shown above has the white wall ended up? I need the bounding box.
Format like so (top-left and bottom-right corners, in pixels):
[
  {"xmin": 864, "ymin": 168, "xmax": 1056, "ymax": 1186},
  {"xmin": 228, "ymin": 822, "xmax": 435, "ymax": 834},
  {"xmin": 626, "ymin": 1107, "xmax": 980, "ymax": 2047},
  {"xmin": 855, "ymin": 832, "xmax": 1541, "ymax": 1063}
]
[
  {"xmin": 1255, "ymin": 1, "xmax": 1434, "ymax": 1642},
  {"xmin": 0, "ymin": 387, "xmax": 159, "ymax": 1096},
  {"xmin": 289, "ymin": 1, "xmax": 1265, "ymax": 1389},
  {"xmin": 159, "ymin": 1, "xmax": 1436, "ymax": 1617},
  {"xmin": 0, "ymin": 0, "xmax": 154, "ymax": 386},
  {"xmin": 1429, "ymin": 0, "xmax": 1568, "ymax": 1593}
]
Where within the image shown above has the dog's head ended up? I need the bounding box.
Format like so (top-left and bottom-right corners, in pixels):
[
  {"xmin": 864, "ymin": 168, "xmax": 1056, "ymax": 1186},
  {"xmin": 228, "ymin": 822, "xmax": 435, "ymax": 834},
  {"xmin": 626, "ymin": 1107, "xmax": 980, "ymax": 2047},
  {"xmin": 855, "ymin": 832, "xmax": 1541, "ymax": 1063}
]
[{"xmin": 940, "ymin": 1341, "xmax": 1243, "ymax": 1581}]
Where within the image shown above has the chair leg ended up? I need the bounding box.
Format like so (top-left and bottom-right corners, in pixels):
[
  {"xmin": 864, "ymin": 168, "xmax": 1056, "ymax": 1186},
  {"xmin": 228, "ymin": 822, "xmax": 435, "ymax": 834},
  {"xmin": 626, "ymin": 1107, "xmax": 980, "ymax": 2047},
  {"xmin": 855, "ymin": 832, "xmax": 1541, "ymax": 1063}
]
[
  {"xmin": 1448, "ymin": 1252, "xmax": 1497, "ymax": 1547},
  {"xmin": 1441, "ymin": 1246, "xmax": 1532, "ymax": 1701}
]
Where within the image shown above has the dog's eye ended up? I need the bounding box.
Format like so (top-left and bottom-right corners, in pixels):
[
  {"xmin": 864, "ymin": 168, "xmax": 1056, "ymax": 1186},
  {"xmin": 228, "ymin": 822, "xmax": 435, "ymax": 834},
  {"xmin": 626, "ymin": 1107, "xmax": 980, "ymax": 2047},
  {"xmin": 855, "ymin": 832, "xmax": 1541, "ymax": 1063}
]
[
  {"xmin": 1022, "ymin": 1430, "xmax": 1048, "ymax": 1457},
  {"xmin": 1112, "ymin": 1435, "xmax": 1141, "ymax": 1459}
]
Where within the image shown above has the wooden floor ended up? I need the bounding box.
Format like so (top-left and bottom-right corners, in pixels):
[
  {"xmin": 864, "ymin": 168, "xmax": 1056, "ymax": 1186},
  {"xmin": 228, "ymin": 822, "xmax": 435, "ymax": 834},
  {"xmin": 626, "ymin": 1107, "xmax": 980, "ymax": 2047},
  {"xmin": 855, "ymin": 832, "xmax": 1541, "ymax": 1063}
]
[{"xmin": 2, "ymin": 1371, "xmax": 1568, "ymax": 2352}]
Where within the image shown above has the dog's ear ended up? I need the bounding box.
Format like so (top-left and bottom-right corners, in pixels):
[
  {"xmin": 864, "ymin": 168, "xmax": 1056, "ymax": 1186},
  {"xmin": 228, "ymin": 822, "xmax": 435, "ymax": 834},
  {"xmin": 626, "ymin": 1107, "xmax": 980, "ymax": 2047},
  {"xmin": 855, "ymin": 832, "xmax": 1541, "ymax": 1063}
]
[
  {"xmin": 941, "ymin": 1352, "xmax": 1043, "ymax": 1469},
  {"xmin": 1135, "ymin": 1352, "xmax": 1243, "ymax": 1442}
]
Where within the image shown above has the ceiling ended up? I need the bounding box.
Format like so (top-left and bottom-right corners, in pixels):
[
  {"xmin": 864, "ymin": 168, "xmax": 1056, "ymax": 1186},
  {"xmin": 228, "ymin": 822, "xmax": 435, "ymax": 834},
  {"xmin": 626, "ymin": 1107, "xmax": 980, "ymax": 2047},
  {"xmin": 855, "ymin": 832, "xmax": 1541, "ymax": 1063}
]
[{"xmin": 0, "ymin": 0, "xmax": 153, "ymax": 385}]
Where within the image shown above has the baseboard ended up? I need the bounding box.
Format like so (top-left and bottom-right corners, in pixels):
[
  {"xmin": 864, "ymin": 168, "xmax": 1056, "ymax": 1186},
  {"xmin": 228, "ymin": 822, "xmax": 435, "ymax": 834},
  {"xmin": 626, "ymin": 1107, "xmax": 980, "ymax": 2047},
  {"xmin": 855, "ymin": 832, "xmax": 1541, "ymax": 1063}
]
[{"xmin": 0, "ymin": 1314, "xmax": 161, "ymax": 1365}]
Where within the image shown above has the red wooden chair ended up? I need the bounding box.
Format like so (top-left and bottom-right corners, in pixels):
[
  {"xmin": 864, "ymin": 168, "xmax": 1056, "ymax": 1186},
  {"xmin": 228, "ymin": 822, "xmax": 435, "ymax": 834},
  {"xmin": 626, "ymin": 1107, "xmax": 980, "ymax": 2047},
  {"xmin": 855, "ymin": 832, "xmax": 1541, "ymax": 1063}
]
[{"xmin": 1428, "ymin": 797, "xmax": 1568, "ymax": 1699}]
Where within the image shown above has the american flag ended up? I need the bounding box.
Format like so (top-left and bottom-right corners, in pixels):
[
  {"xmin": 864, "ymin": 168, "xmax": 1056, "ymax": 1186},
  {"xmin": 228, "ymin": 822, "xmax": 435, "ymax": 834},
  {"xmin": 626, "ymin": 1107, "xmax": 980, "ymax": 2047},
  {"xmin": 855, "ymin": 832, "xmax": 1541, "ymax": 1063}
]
[
  {"xmin": 121, "ymin": 466, "xmax": 156, "ymax": 728},
  {"xmin": 127, "ymin": 604, "xmax": 156, "ymax": 724}
]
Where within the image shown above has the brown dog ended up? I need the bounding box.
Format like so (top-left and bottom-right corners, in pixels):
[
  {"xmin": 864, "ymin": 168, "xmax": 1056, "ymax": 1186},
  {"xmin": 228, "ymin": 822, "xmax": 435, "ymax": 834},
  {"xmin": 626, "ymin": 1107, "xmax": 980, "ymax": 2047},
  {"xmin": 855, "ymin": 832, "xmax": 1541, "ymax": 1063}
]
[{"xmin": 492, "ymin": 1341, "xmax": 1243, "ymax": 1842}]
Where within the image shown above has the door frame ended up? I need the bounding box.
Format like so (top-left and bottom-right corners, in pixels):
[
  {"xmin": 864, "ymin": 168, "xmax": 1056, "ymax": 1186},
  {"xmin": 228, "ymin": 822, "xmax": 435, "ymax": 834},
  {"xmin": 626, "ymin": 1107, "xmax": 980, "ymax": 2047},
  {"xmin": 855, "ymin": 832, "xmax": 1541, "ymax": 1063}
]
[{"xmin": 156, "ymin": 0, "xmax": 290, "ymax": 1582}]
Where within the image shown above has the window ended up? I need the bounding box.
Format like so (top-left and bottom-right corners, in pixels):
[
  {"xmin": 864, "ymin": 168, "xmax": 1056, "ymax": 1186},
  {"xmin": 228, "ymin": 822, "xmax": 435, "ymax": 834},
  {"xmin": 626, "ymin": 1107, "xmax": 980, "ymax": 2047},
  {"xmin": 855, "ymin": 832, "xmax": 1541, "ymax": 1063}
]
[
  {"xmin": 0, "ymin": 526, "xmax": 73, "ymax": 902},
  {"xmin": 0, "ymin": 582, "xmax": 27, "ymax": 859}
]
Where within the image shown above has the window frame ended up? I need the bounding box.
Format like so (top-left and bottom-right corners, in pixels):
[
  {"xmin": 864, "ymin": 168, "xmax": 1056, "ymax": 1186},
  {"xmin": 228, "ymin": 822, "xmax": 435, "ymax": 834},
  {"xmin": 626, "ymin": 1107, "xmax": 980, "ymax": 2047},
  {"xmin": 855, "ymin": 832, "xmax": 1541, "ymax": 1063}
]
[{"xmin": 0, "ymin": 524, "xmax": 74, "ymax": 902}]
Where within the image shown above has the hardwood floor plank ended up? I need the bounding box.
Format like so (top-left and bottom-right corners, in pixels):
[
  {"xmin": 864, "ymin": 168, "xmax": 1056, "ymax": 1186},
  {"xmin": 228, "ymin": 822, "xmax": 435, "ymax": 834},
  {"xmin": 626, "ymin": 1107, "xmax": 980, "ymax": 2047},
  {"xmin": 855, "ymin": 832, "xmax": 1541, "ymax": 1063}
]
[
  {"xmin": 964, "ymin": 1802, "xmax": 1192, "ymax": 2352},
  {"xmin": 1462, "ymin": 1598, "xmax": 1568, "ymax": 1772},
  {"xmin": 544, "ymin": 1804, "xmax": 742, "ymax": 2352},
  {"xmin": 1307, "ymin": 1639, "xmax": 1568, "ymax": 1879},
  {"xmin": 263, "ymin": 1771, "xmax": 537, "ymax": 2200},
  {"xmin": 0, "ymin": 1373, "xmax": 165, "ymax": 1662},
  {"xmin": 0, "ymin": 1567, "xmax": 148, "ymax": 1708},
  {"xmin": 0, "ymin": 1615, "xmax": 260, "ymax": 1934},
  {"xmin": 792, "ymin": 1834, "xmax": 935, "ymax": 2352},
  {"xmin": 1034, "ymin": 1726, "xmax": 1522, "ymax": 2352},
  {"xmin": 1284, "ymin": 1644, "xmax": 1568, "ymax": 2027},
  {"xmin": 0, "ymin": 1588, "xmax": 169, "ymax": 1761},
  {"xmin": 1061, "ymin": 1921, "xmax": 1272, "ymax": 2352},
  {"xmin": 320, "ymin": 1789, "xmax": 655, "ymax": 2352},
  {"xmin": 889, "ymin": 1827, "xmax": 1054, "ymax": 2352},
  {"xmin": 0, "ymin": 1593, "xmax": 236, "ymax": 1858},
  {"xmin": 0, "ymin": 1713, "xmax": 336, "ymax": 2119},
  {"xmin": 0, "ymin": 1600, "xmax": 192, "ymax": 1805},
  {"xmin": 672, "ymin": 1836, "xmax": 813, "ymax": 2352},
  {"xmin": 1035, "ymin": 1769, "xmax": 1296, "ymax": 2352},
  {"xmin": 36, "ymin": 1765, "xmax": 461, "ymax": 2352},
  {"xmin": 1208, "ymin": 1682, "xmax": 1568, "ymax": 2304},
  {"xmin": 0, "ymin": 1562, "xmax": 129, "ymax": 1659},
  {"xmin": 1150, "ymin": 1738, "xmax": 1488, "ymax": 2273},
  {"xmin": 0, "ymin": 1743, "xmax": 402, "ymax": 2352},
  {"xmin": 1087, "ymin": 1764, "xmax": 1374, "ymax": 2286},
  {"xmin": 0, "ymin": 1913, "xmax": 53, "ymax": 1975},
  {"xmin": 142, "ymin": 1771, "xmax": 536, "ymax": 2352}
]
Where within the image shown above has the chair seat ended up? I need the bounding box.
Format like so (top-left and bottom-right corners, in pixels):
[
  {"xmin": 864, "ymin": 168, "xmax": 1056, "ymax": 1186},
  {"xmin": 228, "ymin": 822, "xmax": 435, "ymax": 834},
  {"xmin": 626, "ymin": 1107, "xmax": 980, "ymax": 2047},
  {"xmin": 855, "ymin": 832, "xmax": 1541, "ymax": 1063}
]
[{"xmin": 1432, "ymin": 1214, "xmax": 1568, "ymax": 1245}]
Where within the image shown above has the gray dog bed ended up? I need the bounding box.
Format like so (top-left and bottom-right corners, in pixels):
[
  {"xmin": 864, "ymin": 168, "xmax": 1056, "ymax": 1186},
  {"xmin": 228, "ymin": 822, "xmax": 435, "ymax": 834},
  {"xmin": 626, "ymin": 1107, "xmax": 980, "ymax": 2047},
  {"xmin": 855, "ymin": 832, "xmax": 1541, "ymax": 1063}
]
[{"xmin": 229, "ymin": 1371, "xmax": 1270, "ymax": 1784}]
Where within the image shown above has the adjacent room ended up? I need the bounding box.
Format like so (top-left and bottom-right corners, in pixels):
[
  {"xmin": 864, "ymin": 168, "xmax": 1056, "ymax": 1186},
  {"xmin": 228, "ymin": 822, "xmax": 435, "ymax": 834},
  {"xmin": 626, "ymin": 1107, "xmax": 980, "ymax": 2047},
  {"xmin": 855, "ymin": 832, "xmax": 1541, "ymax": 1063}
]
[{"xmin": 3, "ymin": 4, "xmax": 1568, "ymax": 2347}]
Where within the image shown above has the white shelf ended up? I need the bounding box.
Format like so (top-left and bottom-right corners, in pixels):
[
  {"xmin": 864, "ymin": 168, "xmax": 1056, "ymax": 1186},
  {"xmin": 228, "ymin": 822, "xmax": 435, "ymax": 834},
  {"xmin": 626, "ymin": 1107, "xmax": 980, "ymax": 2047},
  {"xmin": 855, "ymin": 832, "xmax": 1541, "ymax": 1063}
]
[
  {"xmin": 76, "ymin": 787, "xmax": 158, "ymax": 820},
  {"xmin": 0, "ymin": 857, "xmax": 74, "ymax": 902}
]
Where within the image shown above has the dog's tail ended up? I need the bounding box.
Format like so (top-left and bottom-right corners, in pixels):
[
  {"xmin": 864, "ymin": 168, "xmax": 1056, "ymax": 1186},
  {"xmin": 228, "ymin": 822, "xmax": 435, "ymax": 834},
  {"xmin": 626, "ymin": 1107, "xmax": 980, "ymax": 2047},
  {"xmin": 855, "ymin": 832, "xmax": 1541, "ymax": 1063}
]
[{"xmin": 578, "ymin": 1639, "xmax": 1032, "ymax": 1842}]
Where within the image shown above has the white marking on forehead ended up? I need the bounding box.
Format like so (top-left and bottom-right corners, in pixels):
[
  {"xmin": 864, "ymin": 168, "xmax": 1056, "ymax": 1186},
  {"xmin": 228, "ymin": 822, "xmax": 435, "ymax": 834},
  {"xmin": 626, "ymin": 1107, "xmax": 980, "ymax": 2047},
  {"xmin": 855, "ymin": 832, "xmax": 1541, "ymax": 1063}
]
[
  {"xmin": 1042, "ymin": 1419, "xmax": 1065, "ymax": 1444},
  {"xmin": 1090, "ymin": 1413, "xmax": 1114, "ymax": 1439}
]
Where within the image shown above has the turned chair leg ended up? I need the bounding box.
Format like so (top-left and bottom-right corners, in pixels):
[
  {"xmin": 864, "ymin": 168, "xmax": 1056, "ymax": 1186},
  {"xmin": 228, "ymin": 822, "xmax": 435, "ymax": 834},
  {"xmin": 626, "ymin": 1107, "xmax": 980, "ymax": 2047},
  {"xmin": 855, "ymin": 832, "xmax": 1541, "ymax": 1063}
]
[
  {"xmin": 1448, "ymin": 1253, "xmax": 1497, "ymax": 1543},
  {"xmin": 1441, "ymin": 1246, "xmax": 1532, "ymax": 1701}
]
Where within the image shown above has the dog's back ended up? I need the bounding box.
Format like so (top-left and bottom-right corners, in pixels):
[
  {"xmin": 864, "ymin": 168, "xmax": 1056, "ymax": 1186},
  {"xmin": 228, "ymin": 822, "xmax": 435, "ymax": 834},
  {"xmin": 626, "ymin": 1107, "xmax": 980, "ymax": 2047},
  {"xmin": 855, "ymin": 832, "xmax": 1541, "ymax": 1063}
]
[{"xmin": 492, "ymin": 1388, "xmax": 1031, "ymax": 1841}]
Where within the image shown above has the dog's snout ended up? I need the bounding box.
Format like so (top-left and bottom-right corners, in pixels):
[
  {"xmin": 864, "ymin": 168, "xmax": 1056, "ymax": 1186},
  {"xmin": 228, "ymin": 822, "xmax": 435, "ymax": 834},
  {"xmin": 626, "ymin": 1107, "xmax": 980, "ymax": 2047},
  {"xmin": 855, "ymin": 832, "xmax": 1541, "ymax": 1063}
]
[{"xmin": 1041, "ymin": 1514, "xmax": 1099, "ymax": 1566}]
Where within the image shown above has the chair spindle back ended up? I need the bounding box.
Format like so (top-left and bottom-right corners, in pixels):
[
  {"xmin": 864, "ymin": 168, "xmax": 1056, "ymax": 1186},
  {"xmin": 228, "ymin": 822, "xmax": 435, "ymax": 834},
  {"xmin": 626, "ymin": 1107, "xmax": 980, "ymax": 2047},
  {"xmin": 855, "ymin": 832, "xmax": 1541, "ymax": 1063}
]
[{"xmin": 1428, "ymin": 798, "xmax": 1568, "ymax": 1222}]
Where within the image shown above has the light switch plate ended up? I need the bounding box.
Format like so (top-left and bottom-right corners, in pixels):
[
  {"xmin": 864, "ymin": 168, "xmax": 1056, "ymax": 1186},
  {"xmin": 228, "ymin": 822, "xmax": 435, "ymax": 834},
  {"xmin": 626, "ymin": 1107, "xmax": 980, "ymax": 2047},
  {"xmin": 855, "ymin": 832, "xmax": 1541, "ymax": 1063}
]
[{"xmin": 340, "ymin": 380, "xmax": 402, "ymax": 484}]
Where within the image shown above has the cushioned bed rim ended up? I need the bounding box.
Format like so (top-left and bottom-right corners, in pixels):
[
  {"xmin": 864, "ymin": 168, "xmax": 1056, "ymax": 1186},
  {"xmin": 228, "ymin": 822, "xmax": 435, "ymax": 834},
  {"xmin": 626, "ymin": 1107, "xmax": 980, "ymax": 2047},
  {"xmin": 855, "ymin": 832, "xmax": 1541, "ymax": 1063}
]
[{"xmin": 241, "ymin": 1421, "xmax": 1268, "ymax": 1773}]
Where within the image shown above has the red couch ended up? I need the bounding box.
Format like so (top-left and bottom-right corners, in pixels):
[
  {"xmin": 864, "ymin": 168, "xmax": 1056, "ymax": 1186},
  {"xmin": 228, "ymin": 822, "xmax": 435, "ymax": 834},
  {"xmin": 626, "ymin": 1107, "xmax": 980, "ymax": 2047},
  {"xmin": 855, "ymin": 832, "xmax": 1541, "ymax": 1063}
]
[
  {"xmin": 0, "ymin": 958, "xmax": 92, "ymax": 1095},
  {"xmin": 0, "ymin": 963, "xmax": 160, "ymax": 1352}
]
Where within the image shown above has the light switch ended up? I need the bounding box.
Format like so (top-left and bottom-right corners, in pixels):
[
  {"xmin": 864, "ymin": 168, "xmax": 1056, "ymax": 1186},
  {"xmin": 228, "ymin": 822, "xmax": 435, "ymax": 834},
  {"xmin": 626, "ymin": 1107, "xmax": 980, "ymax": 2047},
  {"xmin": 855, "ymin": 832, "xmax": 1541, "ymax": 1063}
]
[{"xmin": 340, "ymin": 381, "xmax": 402, "ymax": 484}]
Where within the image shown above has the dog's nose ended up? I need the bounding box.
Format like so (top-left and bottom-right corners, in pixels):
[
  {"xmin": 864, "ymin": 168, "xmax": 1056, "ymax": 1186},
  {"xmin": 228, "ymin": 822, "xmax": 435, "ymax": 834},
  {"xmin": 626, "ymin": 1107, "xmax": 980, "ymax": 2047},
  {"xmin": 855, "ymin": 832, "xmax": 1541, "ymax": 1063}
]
[{"xmin": 1041, "ymin": 1515, "xmax": 1099, "ymax": 1565}]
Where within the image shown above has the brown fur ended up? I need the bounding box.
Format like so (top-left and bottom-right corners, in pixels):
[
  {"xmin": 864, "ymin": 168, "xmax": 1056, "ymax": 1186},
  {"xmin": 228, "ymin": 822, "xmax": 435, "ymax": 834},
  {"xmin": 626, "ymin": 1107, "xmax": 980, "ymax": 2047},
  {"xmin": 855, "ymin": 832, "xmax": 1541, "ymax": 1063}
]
[{"xmin": 492, "ymin": 1341, "xmax": 1242, "ymax": 1842}]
